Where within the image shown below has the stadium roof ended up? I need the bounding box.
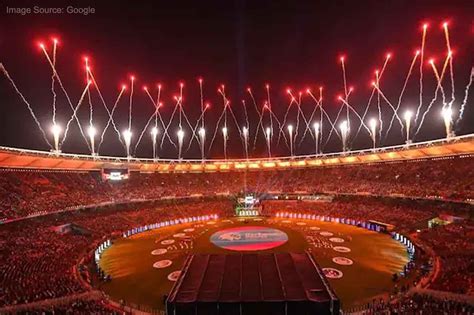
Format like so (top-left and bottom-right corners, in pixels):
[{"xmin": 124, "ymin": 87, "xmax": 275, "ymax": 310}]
[
  {"xmin": 0, "ymin": 134, "xmax": 473, "ymax": 172},
  {"xmin": 166, "ymin": 252, "xmax": 339, "ymax": 315}
]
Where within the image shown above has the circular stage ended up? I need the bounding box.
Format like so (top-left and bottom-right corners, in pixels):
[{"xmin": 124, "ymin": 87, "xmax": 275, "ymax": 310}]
[{"xmin": 97, "ymin": 217, "xmax": 409, "ymax": 311}]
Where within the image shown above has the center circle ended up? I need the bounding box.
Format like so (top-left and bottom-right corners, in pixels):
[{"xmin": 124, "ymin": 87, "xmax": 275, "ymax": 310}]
[{"xmin": 210, "ymin": 226, "xmax": 288, "ymax": 251}]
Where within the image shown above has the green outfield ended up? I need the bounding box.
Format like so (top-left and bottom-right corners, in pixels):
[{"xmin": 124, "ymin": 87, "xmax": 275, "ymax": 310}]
[{"xmin": 98, "ymin": 216, "xmax": 409, "ymax": 312}]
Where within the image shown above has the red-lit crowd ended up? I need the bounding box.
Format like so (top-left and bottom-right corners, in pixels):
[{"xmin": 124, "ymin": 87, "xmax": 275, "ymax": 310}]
[
  {"xmin": 0, "ymin": 155, "xmax": 472, "ymax": 313},
  {"xmin": 0, "ymin": 200, "xmax": 233, "ymax": 309},
  {"xmin": 416, "ymin": 221, "xmax": 474, "ymax": 295},
  {"xmin": 1, "ymin": 155, "xmax": 473, "ymax": 221},
  {"xmin": 350, "ymin": 293, "xmax": 474, "ymax": 314}
]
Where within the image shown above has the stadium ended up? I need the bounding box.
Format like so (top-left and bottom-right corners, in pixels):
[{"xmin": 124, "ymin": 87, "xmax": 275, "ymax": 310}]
[{"xmin": 1, "ymin": 1, "xmax": 474, "ymax": 314}]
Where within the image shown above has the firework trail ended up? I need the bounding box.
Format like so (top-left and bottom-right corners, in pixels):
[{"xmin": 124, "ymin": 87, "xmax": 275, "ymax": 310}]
[
  {"xmin": 279, "ymin": 91, "xmax": 298, "ymax": 144},
  {"xmin": 456, "ymin": 66, "xmax": 474, "ymax": 125},
  {"xmin": 323, "ymin": 104, "xmax": 345, "ymax": 148},
  {"xmin": 372, "ymin": 84, "xmax": 404, "ymax": 136},
  {"xmin": 431, "ymin": 56, "xmax": 449, "ymax": 108},
  {"xmin": 152, "ymin": 85, "xmax": 176, "ymax": 148},
  {"xmin": 341, "ymin": 56, "xmax": 349, "ymax": 97},
  {"xmin": 265, "ymin": 85, "xmax": 273, "ymax": 135},
  {"xmin": 51, "ymin": 40, "xmax": 58, "ymax": 125},
  {"xmin": 161, "ymin": 96, "xmax": 182, "ymax": 148},
  {"xmin": 134, "ymin": 88, "xmax": 162, "ymax": 153},
  {"xmin": 87, "ymin": 70, "xmax": 125, "ymax": 149},
  {"xmin": 319, "ymin": 88, "xmax": 324, "ymax": 148},
  {"xmin": 307, "ymin": 90, "xmax": 341, "ymax": 143},
  {"xmin": 415, "ymin": 24, "xmax": 428, "ymax": 124},
  {"xmin": 185, "ymin": 106, "xmax": 209, "ymax": 152},
  {"xmin": 84, "ymin": 58, "xmax": 93, "ymax": 127},
  {"xmin": 242, "ymin": 100, "xmax": 249, "ymax": 130},
  {"xmin": 375, "ymin": 71, "xmax": 383, "ymax": 139},
  {"xmin": 178, "ymin": 83, "xmax": 184, "ymax": 129},
  {"xmin": 384, "ymin": 52, "xmax": 419, "ymax": 140},
  {"xmin": 61, "ymin": 81, "xmax": 91, "ymax": 144},
  {"xmin": 294, "ymin": 93, "xmax": 313, "ymax": 147},
  {"xmin": 181, "ymin": 106, "xmax": 198, "ymax": 145},
  {"xmin": 128, "ymin": 76, "xmax": 135, "ymax": 131},
  {"xmin": 339, "ymin": 98, "xmax": 371, "ymax": 135},
  {"xmin": 354, "ymin": 56, "xmax": 390, "ymax": 139},
  {"xmin": 443, "ymin": 23, "xmax": 455, "ymax": 109},
  {"xmin": 247, "ymin": 88, "xmax": 266, "ymax": 142},
  {"xmin": 155, "ymin": 85, "xmax": 161, "ymax": 132},
  {"xmin": 415, "ymin": 56, "xmax": 450, "ymax": 137},
  {"xmin": 207, "ymin": 104, "xmax": 227, "ymax": 156},
  {"xmin": 40, "ymin": 46, "xmax": 90, "ymax": 149},
  {"xmin": 268, "ymin": 106, "xmax": 288, "ymax": 148},
  {"xmin": 97, "ymin": 87, "xmax": 125, "ymax": 152},
  {"xmin": 340, "ymin": 57, "xmax": 351, "ymax": 128},
  {"xmin": 253, "ymin": 102, "xmax": 266, "ymax": 150},
  {"xmin": 299, "ymin": 90, "xmax": 320, "ymax": 147},
  {"xmin": 0, "ymin": 63, "xmax": 52, "ymax": 148},
  {"xmin": 199, "ymin": 79, "xmax": 204, "ymax": 128}
]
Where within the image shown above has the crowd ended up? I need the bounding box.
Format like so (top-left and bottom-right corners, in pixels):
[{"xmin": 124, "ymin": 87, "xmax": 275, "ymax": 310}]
[
  {"xmin": 350, "ymin": 293, "xmax": 474, "ymax": 314},
  {"xmin": 416, "ymin": 221, "xmax": 474, "ymax": 295},
  {"xmin": 261, "ymin": 198, "xmax": 439, "ymax": 231},
  {"xmin": 0, "ymin": 155, "xmax": 472, "ymax": 312},
  {"xmin": 15, "ymin": 299, "xmax": 123, "ymax": 315},
  {"xmin": 0, "ymin": 199, "xmax": 233, "ymax": 308},
  {"xmin": 0, "ymin": 155, "xmax": 472, "ymax": 221}
]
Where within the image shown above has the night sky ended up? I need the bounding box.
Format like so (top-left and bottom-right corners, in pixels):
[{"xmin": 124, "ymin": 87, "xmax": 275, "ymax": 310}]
[{"xmin": 0, "ymin": 0, "xmax": 473, "ymax": 159}]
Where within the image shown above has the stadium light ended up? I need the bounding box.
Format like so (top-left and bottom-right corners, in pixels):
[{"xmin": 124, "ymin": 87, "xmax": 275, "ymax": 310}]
[
  {"xmin": 198, "ymin": 127, "xmax": 206, "ymax": 161},
  {"xmin": 151, "ymin": 127, "xmax": 159, "ymax": 160},
  {"xmin": 88, "ymin": 125, "xmax": 97, "ymax": 156},
  {"xmin": 441, "ymin": 107, "xmax": 454, "ymax": 139},
  {"xmin": 222, "ymin": 126, "xmax": 228, "ymax": 160},
  {"xmin": 51, "ymin": 123, "xmax": 62, "ymax": 154},
  {"xmin": 265, "ymin": 127, "xmax": 272, "ymax": 157},
  {"xmin": 369, "ymin": 118, "xmax": 377, "ymax": 149},
  {"xmin": 339, "ymin": 120, "xmax": 349, "ymax": 152},
  {"xmin": 287, "ymin": 124, "xmax": 294, "ymax": 157},
  {"xmin": 313, "ymin": 122, "xmax": 320, "ymax": 155},
  {"xmin": 177, "ymin": 128, "xmax": 185, "ymax": 160},
  {"xmin": 122, "ymin": 129, "xmax": 133, "ymax": 159},
  {"xmin": 404, "ymin": 110, "xmax": 413, "ymax": 144},
  {"xmin": 242, "ymin": 126, "xmax": 249, "ymax": 160}
]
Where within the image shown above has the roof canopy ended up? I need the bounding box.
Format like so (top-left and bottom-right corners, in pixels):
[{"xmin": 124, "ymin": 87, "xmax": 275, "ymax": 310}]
[{"xmin": 0, "ymin": 134, "xmax": 473, "ymax": 172}]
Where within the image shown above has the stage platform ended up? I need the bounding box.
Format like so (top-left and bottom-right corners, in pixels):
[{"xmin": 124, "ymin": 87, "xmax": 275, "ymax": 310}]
[{"xmin": 166, "ymin": 252, "xmax": 340, "ymax": 315}]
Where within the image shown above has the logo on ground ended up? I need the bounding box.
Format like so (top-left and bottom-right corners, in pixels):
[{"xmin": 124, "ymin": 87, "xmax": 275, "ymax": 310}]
[
  {"xmin": 153, "ymin": 260, "xmax": 172, "ymax": 269},
  {"xmin": 168, "ymin": 271, "xmax": 181, "ymax": 281},
  {"xmin": 322, "ymin": 267, "xmax": 343, "ymax": 279},
  {"xmin": 329, "ymin": 237, "xmax": 345, "ymax": 243},
  {"xmin": 151, "ymin": 249, "xmax": 168, "ymax": 255},
  {"xmin": 210, "ymin": 226, "xmax": 288, "ymax": 251},
  {"xmin": 332, "ymin": 257, "xmax": 354, "ymax": 265},
  {"xmin": 333, "ymin": 246, "xmax": 351, "ymax": 253}
]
